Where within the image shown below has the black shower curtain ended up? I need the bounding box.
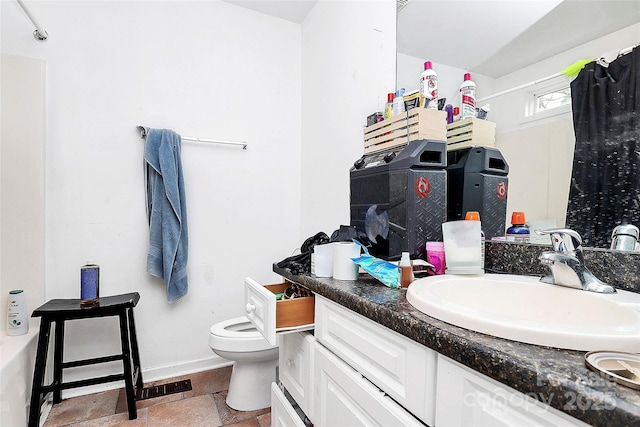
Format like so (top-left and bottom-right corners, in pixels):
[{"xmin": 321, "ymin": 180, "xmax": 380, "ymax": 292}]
[{"xmin": 565, "ymin": 46, "xmax": 640, "ymax": 248}]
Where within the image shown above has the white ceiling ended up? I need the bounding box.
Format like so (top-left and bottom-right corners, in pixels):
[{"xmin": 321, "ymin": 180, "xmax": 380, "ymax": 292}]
[{"xmin": 224, "ymin": 0, "xmax": 640, "ymax": 78}]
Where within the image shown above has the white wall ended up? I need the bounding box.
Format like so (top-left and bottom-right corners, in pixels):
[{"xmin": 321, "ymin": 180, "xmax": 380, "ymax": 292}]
[
  {"xmin": 490, "ymin": 22, "xmax": 640, "ymax": 228},
  {"xmin": 300, "ymin": 0, "xmax": 396, "ymax": 237},
  {"xmin": 1, "ymin": 0, "xmax": 303, "ymax": 389},
  {"xmin": 0, "ymin": 53, "xmax": 46, "ymax": 427},
  {"xmin": 397, "ymin": 52, "xmax": 497, "ymax": 112},
  {"xmin": 396, "ymin": 22, "xmax": 640, "ymax": 232},
  {"xmin": 1, "ymin": 0, "xmax": 396, "ymax": 405}
]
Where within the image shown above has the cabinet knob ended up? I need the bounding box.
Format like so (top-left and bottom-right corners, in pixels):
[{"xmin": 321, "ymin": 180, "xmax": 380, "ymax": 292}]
[
  {"xmin": 245, "ymin": 303, "xmax": 255, "ymax": 313},
  {"xmin": 286, "ymin": 358, "xmax": 295, "ymax": 367}
]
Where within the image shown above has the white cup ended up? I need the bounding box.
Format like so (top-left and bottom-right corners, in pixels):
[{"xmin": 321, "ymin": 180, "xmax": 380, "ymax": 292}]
[{"xmin": 442, "ymin": 220, "xmax": 483, "ymax": 274}]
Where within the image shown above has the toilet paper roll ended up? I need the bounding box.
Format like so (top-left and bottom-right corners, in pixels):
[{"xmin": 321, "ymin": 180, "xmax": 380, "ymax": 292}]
[
  {"xmin": 332, "ymin": 242, "xmax": 361, "ymax": 280},
  {"xmin": 314, "ymin": 243, "xmax": 335, "ymax": 278}
]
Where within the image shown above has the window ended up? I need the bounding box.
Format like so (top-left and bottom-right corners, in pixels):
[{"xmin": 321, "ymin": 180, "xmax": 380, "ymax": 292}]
[
  {"xmin": 535, "ymin": 86, "xmax": 571, "ymax": 113},
  {"xmin": 523, "ymin": 77, "xmax": 571, "ymax": 122}
]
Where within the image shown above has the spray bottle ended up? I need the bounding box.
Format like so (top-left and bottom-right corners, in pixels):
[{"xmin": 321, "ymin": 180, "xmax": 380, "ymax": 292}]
[
  {"xmin": 419, "ymin": 61, "xmax": 438, "ymax": 109},
  {"xmin": 459, "ymin": 73, "xmax": 476, "ymax": 119}
]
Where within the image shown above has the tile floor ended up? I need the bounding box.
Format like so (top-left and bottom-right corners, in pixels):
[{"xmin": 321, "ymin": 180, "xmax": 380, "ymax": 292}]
[{"xmin": 42, "ymin": 366, "xmax": 271, "ymax": 427}]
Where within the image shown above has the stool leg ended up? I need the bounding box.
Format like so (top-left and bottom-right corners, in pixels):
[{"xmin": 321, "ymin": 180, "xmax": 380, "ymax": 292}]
[
  {"xmin": 118, "ymin": 310, "xmax": 137, "ymax": 420},
  {"xmin": 52, "ymin": 320, "xmax": 65, "ymax": 403},
  {"xmin": 28, "ymin": 319, "xmax": 52, "ymax": 427},
  {"xmin": 126, "ymin": 307, "xmax": 144, "ymax": 389}
]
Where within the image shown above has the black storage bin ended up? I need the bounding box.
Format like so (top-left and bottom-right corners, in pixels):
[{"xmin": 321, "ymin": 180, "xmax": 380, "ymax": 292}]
[
  {"xmin": 350, "ymin": 139, "xmax": 447, "ymax": 260},
  {"xmin": 447, "ymin": 147, "xmax": 509, "ymax": 239}
]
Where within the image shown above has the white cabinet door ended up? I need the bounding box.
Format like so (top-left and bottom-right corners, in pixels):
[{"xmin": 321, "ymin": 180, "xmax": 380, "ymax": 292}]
[
  {"xmin": 279, "ymin": 332, "xmax": 315, "ymax": 422},
  {"xmin": 315, "ymin": 295, "xmax": 436, "ymax": 425},
  {"xmin": 436, "ymin": 355, "xmax": 589, "ymax": 427},
  {"xmin": 271, "ymin": 382, "xmax": 306, "ymax": 427},
  {"xmin": 314, "ymin": 343, "xmax": 423, "ymax": 427}
]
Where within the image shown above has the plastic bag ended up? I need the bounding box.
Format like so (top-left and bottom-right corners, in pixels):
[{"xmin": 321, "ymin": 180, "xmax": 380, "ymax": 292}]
[{"xmin": 351, "ymin": 241, "xmax": 400, "ymax": 288}]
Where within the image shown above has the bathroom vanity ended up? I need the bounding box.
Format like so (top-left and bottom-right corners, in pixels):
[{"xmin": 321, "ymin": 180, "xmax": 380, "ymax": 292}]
[{"xmin": 247, "ymin": 243, "xmax": 640, "ymax": 426}]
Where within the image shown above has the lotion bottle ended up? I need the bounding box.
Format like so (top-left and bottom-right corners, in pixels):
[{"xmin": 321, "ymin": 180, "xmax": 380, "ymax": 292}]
[
  {"xmin": 7, "ymin": 290, "xmax": 28, "ymax": 336},
  {"xmin": 459, "ymin": 73, "xmax": 476, "ymax": 119},
  {"xmin": 392, "ymin": 88, "xmax": 406, "ymax": 116},
  {"xmin": 420, "ymin": 61, "xmax": 438, "ymax": 109}
]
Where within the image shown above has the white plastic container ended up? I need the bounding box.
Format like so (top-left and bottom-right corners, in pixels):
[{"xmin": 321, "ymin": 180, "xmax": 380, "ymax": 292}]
[
  {"xmin": 459, "ymin": 73, "xmax": 476, "ymax": 119},
  {"xmin": 392, "ymin": 88, "xmax": 406, "ymax": 116},
  {"xmin": 419, "ymin": 61, "xmax": 438, "ymax": 110},
  {"xmin": 7, "ymin": 290, "xmax": 28, "ymax": 336}
]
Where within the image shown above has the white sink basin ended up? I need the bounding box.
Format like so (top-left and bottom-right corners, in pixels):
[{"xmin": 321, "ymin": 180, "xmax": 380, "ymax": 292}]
[{"xmin": 406, "ymin": 274, "xmax": 640, "ymax": 352}]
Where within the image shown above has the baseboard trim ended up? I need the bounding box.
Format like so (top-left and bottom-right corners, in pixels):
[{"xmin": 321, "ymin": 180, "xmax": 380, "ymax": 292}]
[{"xmin": 59, "ymin": 356, "xmax": 233, "ymax": 399}]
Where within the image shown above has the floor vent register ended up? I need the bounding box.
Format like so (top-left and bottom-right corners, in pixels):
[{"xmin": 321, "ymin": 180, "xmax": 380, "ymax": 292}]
[{"xmin": 135, "ymin": 379, "xmax": 193, "ymax": 401}]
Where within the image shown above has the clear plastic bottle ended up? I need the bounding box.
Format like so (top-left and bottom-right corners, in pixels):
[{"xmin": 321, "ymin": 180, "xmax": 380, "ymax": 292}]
[
  {"xmin": 459, "ymin": 73, "xmax": 476, "ymax": 119},
  {"xmin": 80, "ymin": 259, "xmax": 100, "ymax": 306},
  {"xmin": 384, "ymin": 92, "xmax": 395, "ymax": 119},
  {"xmin": 506, "ymin": 212, "xmax": 530, "ymax": 243},
  {"xmin": 399, "ymin": 252, "xmax": 413, "ymax": 288},
  {"xmin": 392, "ymin": 88, "xmax": 406, "ymax": 116},
  {"xmin": 465, "ymin": 211, "xmax": 485, "ymax": 271},
  {"xmin": 420, "ymin": 61, "xmax": 438, "ymax": 110}
]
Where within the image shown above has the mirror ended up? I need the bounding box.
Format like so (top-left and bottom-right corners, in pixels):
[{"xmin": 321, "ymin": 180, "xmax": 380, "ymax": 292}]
[{"xmin": 396, "ymin": 1, "xmax": 640, "ymax": 248}]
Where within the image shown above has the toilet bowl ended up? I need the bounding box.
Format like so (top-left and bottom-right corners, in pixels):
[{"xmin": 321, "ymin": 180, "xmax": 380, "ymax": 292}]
[{"xmin": 208, "ymin": 316, "xmax": 279, "ymax": 411}]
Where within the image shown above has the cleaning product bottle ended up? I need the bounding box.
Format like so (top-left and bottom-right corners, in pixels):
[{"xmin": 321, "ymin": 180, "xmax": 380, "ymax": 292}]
[
  {"xmin": 465, "ymin": 211, "xmax": 485, "ymax": 271},
  {"xmin": 392, "ymin": 88, "xmax": 406, "ymax": 116},
  {"xmin": 506, "ymin": 212, "xmax": 530, "ymax": 243},
  {"xmin": 399, "ymin": 252, "xmax": 413, "ymax": 288},
  {"xmin": 459, "ymin": 73, "xmax": 476, "ymax": 119},
  {"xmin": 419, "ymin": 61, "xmax": 438, "ymax": 110},
  {"xmin": 384, "ymin": 92, "xmax": 395, "ymax": 119},
  {"xmin": 80, "ymin": 259, "xmax": 100, "ymax": 306}
]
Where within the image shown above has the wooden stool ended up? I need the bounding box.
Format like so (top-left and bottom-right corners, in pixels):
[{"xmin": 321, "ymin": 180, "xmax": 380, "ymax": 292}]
[{"xmin": 28, "ymin": 293, "xmax": 143, "ymax": 427}]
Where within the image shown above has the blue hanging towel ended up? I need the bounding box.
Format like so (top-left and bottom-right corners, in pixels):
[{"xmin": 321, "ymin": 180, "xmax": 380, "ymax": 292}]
[{"xmin": 144, "ymin": 128, "xmax": 189, "ymax": 304}]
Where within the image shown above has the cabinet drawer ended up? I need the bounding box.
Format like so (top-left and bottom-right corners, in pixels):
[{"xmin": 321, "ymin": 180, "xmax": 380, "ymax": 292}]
[
  {"xmin": 314, "ymin": 342, "xmax": 423, "ymax": 427},
  {"xmin": 245, "ymin": 277, "xmax": 315, "ymax": 346},
  {"xmin": 280, "ymin": 332, "xmax": 315, "ymax": 422},
  {"xmin": 271, "ymin": 382, "xmax": 306, "ymax": 427},
  {"xmin": 315, "ymin": 295, "xmax": 436, "ymax": 425}
]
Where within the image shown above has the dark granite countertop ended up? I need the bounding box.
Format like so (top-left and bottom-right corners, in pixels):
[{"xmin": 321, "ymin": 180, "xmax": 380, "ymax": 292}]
[{"xmin": 273, "ymin": 243, "xmax": 640, "ymax": 426}]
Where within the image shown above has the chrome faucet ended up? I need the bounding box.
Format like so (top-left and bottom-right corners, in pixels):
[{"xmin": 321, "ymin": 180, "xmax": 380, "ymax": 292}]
[{"xmin": 537, "ymin": 228, "xmax": 616, "ymax": 294}]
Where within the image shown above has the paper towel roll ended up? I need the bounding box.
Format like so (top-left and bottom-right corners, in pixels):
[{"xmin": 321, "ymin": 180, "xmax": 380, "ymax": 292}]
[
  {"xmin": 314, "ymin": 243, "xmax": 335, "ymax": 278},
  {"xmin": 332, "ymin": 242, "xmax": 360, "ymax": 280}
]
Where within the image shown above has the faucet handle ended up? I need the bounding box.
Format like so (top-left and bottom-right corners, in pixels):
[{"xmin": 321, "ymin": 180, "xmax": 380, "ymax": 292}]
[{"xmin": 536, "ymin": 228, "xmax": 583, "ymax": 257}]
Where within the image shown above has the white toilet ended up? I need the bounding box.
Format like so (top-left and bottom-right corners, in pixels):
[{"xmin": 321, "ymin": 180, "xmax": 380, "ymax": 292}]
[{"xmin": 208, "ymin": 316, "xmax": 279, "ymax": 411}]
